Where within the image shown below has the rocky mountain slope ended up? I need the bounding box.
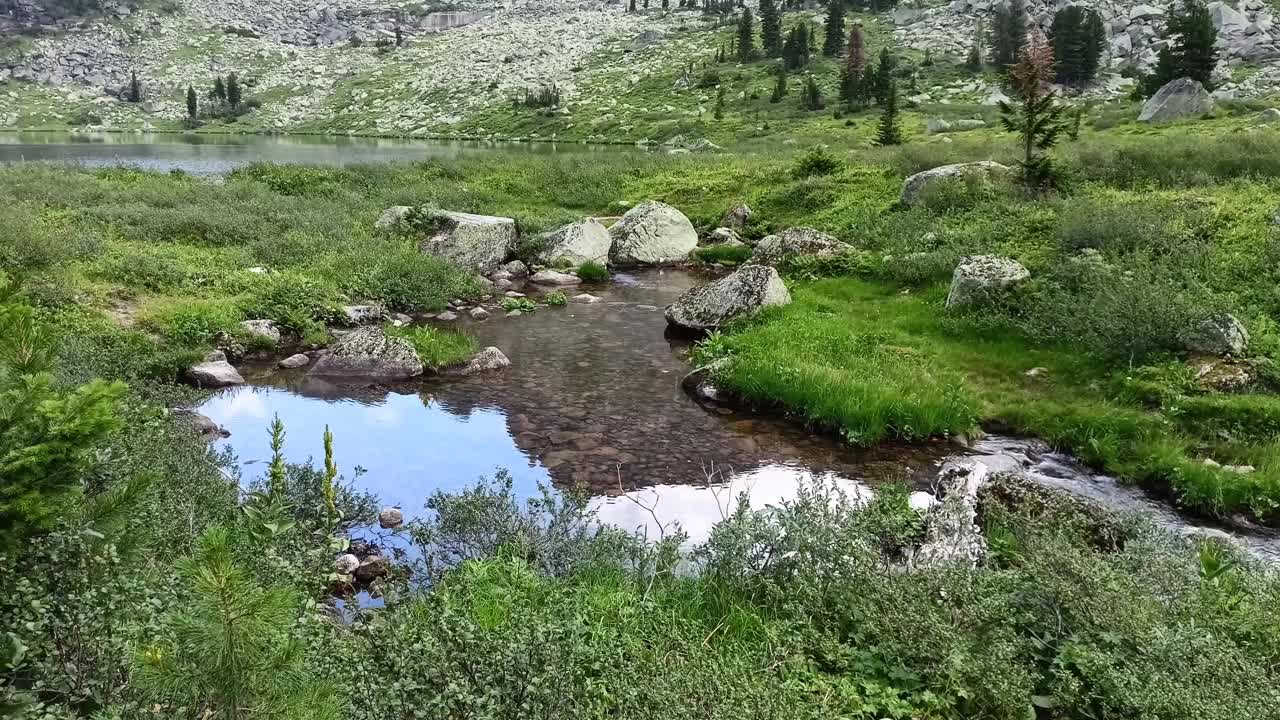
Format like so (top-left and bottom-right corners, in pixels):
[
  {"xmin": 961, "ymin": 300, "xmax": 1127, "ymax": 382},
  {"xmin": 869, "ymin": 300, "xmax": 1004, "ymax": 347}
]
[{"xmin": 1, "ymin": 0, "xmax": 1278, "ymax": 137}]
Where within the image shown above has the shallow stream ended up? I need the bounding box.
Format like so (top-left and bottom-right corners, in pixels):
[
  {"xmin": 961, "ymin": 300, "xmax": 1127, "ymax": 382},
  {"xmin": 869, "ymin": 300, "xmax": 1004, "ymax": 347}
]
[{"xmin": 197, "ymin": 269, "xmax": 1280, "ymax": 560}]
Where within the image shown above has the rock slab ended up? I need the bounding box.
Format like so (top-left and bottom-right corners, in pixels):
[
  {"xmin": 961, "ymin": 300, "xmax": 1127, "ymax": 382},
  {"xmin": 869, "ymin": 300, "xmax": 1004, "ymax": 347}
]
[
  {"xmin": 415, "ymin": 210, "xmax": 516, "ymax": 274},
  {"xmin": 945, "ymin": 255, "xmax": 1030, "ymax": 309},
  {"xmin": 750, "ymin": 227, "xmax": 852, "ymax": 266},
  {"xmin": 1138, "ymin": 78, "xmax": 1214, "ymax": 123},
  {"xmin": 537, "ymin": 218, "xmax": 612, "ymax": 266},
  {"xmin": 900, "ymin": 161, "xmax": 1010, "ymax": 207},
  {"xmin": 185, "ymin": 360, "xmax": 244, "ymax": 388}
]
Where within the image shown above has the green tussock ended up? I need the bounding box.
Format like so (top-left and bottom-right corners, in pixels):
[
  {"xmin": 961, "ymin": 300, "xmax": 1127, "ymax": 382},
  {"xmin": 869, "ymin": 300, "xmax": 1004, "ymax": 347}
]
[{"xmin": 386, "ymin": 325, "xmax": 478, "ymax": 370}]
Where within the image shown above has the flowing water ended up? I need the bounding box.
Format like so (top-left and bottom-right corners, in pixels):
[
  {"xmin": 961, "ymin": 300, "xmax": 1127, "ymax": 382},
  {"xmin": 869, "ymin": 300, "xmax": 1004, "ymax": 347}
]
[
  {"xmin": 197, "ymin": 269, "xmax": 1280, "ymax": 559},
  {"xmin": 0, "ymin": 131, "xmax": 636, "ymax": 174}
]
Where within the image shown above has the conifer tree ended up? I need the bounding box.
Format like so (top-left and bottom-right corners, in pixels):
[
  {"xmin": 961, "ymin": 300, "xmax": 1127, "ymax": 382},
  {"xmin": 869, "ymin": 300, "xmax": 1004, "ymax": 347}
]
[
  {"xmin": 737, "ymin": 7, "xmax": 755, "ymax": 60},
  {"xmin": 822, "ymin": 0, "xmax": 846, "ymax": 57},
  {"xmin": 394, "ymin": 24, "xmax": 403, "ymax": 46},
  {"xmin": 871, "ymin": 47, "xmax": 895, "ymax": 104},
  {"xmin": 212, "ymin": 76, "xmax": 226, "ymax": 104},
  {"xmin": 1000, "ymin": 31, "xmax": 1068, "ymax": 189},
  {"xmin": 1167, "ymin": 0, "xmax": 1216, "ymax": 86},
  {"xmin": 714, "ymin": 83, "xmax": 726, "ymax": 118},
  {"xmin": 966, "ymin": 19, "xmax": 984, "ymax": 72},
  {"xmin": 1050, "ymin": 6, "xmax": 1106, "ymax": 86},
  {"xmin": 226, "ymin": 72, "xmax": 242, "ymax": 110},
  {"xmin": 875, "ymin": 78, "xmax": 902, "ymax": 145},
  {"xmin": 127, "ymin": 70, "xmax": 141, "ymax": 102},
  {"xmin": 801, "ymin": 74, "xmax": 824, "ymax": 110},
  {"xmin": 663, "ymin": 0, "xmax": 669, "ymax": 9},
  {"xmin": 186, "ymin": 84, "xmax": 197, "ymax": 118},
  {"xmin": 770, "ymin": 62, "xmax": 788, "ymax": 102},
  {"xmin": 783, "ymin": 23, "xmax": 810, "ymax": 70},
  {"xmin": 990, "ymin": 0, "xmax": 1026, "ymax": 69},
  {"xmin": 135, "ymin": 529, "xmax": 341, "ymax": 720},
  {"xmin": 760, "ymin": 0, "xmax": 782, "ymax": 56}
]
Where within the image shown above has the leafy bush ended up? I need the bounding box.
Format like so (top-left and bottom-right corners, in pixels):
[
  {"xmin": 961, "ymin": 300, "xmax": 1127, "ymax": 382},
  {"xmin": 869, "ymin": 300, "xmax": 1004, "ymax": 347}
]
[
  {"xmin": 1055, "ymin": 197, "xmax": 1214, "ymax": 256},
  {"xmin": 140, "ymin": 298, "xmax": 244, "ymax": 347},
  {"xmin": 575, "ymin": 261, "xmax": 611, "ymax": 282},
  {"xmin": 385, "ymin": 325, "xmax": 476, "ymax": 369},
  {"xmin": 231, "ymin": 164, "xmax": 354, "ymax": 197},
  {"xmin": 332, "ymin": 248, "xmax": 480, "ymax": 313},
  {"xmin": 791, "ymin": 146, "xmax": 842, "ymax": 179},
  {"xmin": 241, "ymin": 271, "xmax": 344, "ymax": 328},
  {"xmin": 543, "ymin": 290, "xmax": 568, "ymax": 306},
  {"xmin": 0, "ymin": 204, "xmax": 96, "ymax": 273},
  {"xmin": 500, "ymin": 297, "xmax": 538, "ymax": 313}
]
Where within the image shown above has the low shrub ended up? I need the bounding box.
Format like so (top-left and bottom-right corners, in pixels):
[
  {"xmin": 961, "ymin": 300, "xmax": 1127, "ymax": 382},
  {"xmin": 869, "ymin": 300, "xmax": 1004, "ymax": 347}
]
[
  {"xmin": 331, "ymin": 248, "xmax": 480, "ymax": 312},
  {"xmin": 139, "ymin": 298, "xmax": 244, "ymax": 347},
  {"xmin": 791, "ymin": 146, "xmax": 842, "ymax": 179},
  {"xmin": 543, "ymin": 290, "xmax": 567, "ymax": 306},
  {"xmin": 500, "ymin": 297, "xmax": 538, "ymax": 313}
]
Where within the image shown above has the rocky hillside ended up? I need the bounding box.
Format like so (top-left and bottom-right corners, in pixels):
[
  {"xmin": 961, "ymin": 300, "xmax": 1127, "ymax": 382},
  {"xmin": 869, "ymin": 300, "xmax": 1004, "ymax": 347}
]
[{"xmin": 1, "ymin": 0, "xmax": 1278, "ymax": 137}]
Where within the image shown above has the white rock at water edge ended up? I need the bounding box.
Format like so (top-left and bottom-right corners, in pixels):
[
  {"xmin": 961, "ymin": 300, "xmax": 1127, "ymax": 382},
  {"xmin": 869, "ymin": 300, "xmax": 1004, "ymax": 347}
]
[
  {"xmin": 537, "ymin": 218, "xmax": 612, "ymax": 266},
  {"xmin": 608, "ymin": 200, "xmax": 698, "ymax": 266},
  {"xmin": 185, "ymin": 360, "xmax": 244, "ymax": 388},
  {"xmin": 278, "ymin": 353, "xmax": 310, "ymax": 369},
  {"xmin": 443, "ymin": 346, "xmax": 511, "ymax": 376},
  {"xmin": 309, "ymin": 326, "xmax": 424, "ymax": 379},
  {"xmin": 530, "ymin": 269, "xmax": 582, "ymax": 285}
]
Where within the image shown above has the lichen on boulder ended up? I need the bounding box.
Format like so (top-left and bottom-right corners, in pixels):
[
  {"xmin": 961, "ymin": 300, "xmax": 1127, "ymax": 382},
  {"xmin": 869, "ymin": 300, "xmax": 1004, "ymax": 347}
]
[
  {"xmin": 309, "ymin": 326, "xmax": 424, "ymax": 379},
  {"xmin": 665, "ymin": 265, "xmax": 791, "ymax": 332}
]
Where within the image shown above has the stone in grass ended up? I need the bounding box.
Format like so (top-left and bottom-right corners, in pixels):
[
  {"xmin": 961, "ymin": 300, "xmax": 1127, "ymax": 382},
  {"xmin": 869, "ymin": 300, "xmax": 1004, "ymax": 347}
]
[
  {"xmin": 944, "ymin": 255, "xmax": 1030, "ymax": 309},
  {"xmin": 443, "ymin": 346, "xmax": 511, "ymax": 376},
  {"xmin": 413, "ymin": 210, "xmax": 517, "ymax": 274},
  {"xmin": 436, "ymin": 311, "xmax": 459, "ymax": 321},
  {"xmin": 239, "ymin": 319, "xmax": 280, "ymax": 345},
  {"xmin": 719, "ymin": 202, "xmax": 753, "ymax": 230},
  {"xmin": 1138, "ymin": 78, "xmax": 1214, "ymax": 123},
  {"xmin": 354, "ymin": 555, "xmax": 390, "ymax": 582},
  {"xmin": 343, "ymin": 304, "xmax": 384, "ymax": 325},
  {"xmin": 749, "ymin": 227, "xmax": 851, "ymax": 266},
  {"xmin": 900, "ymin": 161, "xmax": 1010, "ymax": 207},
  {"xmin": 309, "ymin": 326, "xmax": 424, "ymax": 379},
  {"xmin": 665, "ymin": 265, "xmax": 791, "ymax": 332},
  {"xmin": 378, "ymin": 507, "xmax": 405, "ymax": 529},
  {"xmin": 470, "ymin": 306, "xmax": 491, "ymax": 320},
  {"xmin": 1181, "ymin": 312, "xmax": 1249, "ymax": 356},
  {"xmin": 185, "ymin": 359, "xmax": 244, "ymax": 388},
  {"xmin": 279, "ymin": 353, "xmax": 310, "ymax": 369},
  {"xmin": 335, "ymin": 553, "xmax": 360, "ymax": 574}
]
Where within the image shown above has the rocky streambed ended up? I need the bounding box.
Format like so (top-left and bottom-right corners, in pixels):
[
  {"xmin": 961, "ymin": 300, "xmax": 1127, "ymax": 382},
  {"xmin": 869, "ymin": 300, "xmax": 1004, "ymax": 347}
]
[{"xmin": 198, "ymin": 268, "xmax": 1280, "ymax": 563}]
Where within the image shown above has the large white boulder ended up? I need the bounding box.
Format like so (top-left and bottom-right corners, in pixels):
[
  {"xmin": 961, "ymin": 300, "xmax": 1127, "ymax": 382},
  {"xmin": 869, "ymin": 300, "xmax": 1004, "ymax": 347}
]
[
  {"xmin": 665, "ymin": 265, "xmax": 791, "ymax": 331},
  {"xmin": 749, "ymin": 227, "xmax": 852, "ymax": 266},
  {"xmin": 1182, "ymin": 312, "xmax": 1250, "ymax": 355},
  {"xmin": 608, "ymin": 200, "xmax": 698, "ymax": 266},
  {"xmin": 945, "ymin": 255, "xmax": 1030, "ymax": 309},
  {"xmin": 442, "ymin": 346, "xmax": 511, "ymax": 376},
  {"xmin": 1138, "ymin": 78, "xmax": 1214, "ymax": 123},
  {"xmin": 309, "ymin": 326, "xmax": 424, "ymax": 379},
  {"xmin": 900, "ymin": 161, "xmax": 1010, "ymax": 207},
  {"xmin": 537, "ymin": 218, "xmax": 612, "ymax": 266},
  {"xmin": 413, "ymin": 210, "xmax": 516, "ymax": 274}
]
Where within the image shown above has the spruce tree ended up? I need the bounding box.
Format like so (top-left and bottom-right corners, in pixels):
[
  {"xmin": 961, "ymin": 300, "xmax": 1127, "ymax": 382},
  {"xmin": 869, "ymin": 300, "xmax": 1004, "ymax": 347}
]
[
  {"xmin": 226, "ymin": 72, "xmax": 242, "ymax": 110},
  {"xmin": 872, "ymin": 47, "xmax": 895, "ymax": 104},
  {"xmin": 1000, "ymin": 31, "xmax": 1069, "ymax": 189},
  {"xmin": 186, "ymin": 84, "xmax": 197, "ymax": 118},
  {"xmin": 875, "ymin": 78, "xmax": 902, "ymax": 145},
  {"xmin": 990, "ymin": 0, "xmax": 1026, "ymax": 69},
  {"xmin": 770, "ymin": 62, "xmax": 788, "ymax": 102},
  {"xmin": 212, "ymin": 76, "xmax": 226, "ymax": 104},
  {"xmin": 802, "ymin": 74, "xmax": 824, "ymax": 110},
  {"xmin": 1050, "ymin": 7, "xmax": 1104, "ymax": 86},
  {"xmin": 966, "ymin": 19, "xmax": 984, "ymax": 72},
  {"xmin": 737, "ymin": 7, "xmax": 755, "ymax": 60},
  {"xmin": 714, "ymin": 83, "xmax": 726, "ymax": 119},
  {"xmin": 394, "ymin": 24, "xmax": 403, "ymax": 46},
  {"xmin": 663, "ymin": 0, "xmax": 669, "ymax": 9},
  {"xmin": 1167, "ymin": 0, "xmax": 1216, "ymax": 86},
  {"xmin": 760, "ymin": 0, "xmax": 782, "ymax": 56},
  {"xmin": 838, "ymin": 25, "xmax": 866, "ymax": 106},
  {"xmin": 783, "ymin": 24, "xmax": 810, "ymax": 70},
  {"xmin": 1081, "ymin": 10, "xmax": 1105, "ymax": 83},
  {"xmin": 127, "ymin": 70, "xmax": 140, "ymax": 102},
  {"xmin": 822, "ymin": 0, "xmax": 846, "ymax": 57}
]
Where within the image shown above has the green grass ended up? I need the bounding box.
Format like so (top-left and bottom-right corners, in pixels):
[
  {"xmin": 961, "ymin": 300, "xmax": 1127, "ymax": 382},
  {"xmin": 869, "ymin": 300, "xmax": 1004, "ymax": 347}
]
[
  {"xmin": 694, "ymin": 244, "xmax": 753, "ymax": 265},
  {"xmin": 575, "ymin": 261, "xmax": 611, "ymax": 282},
  {"xmin": 386, "ymin": 325, "xmax": 477, "ymax": 370}
]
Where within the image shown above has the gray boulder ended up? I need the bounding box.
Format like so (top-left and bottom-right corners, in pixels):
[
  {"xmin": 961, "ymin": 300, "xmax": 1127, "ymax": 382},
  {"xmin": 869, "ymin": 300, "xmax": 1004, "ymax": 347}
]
[
  {"xmin": 343, "ymin": 304, "xmax": 384, "ymax": 325},
  {"xmin": 309, "ymin": 326, "xmax": 424, "ymax": 378},
  {"xmin": 334, "ymin": 553, "xmax": 360, "ymax": 574},
  {"xmin": 609, "ymin": 200, "xmax": 698, "ymax": 266},
  {"xmin": 279, "ymin": 353, "xmax": 310, "ymax": 369},
  {"xmin": 185, "ymin": 360, "xmax": 244, "ymax": 388},
  {"xmin": 416, "ymin": 210, "xmax": 517, "ymax": 274},
  {"xmin": 501, "ymin": 260, "xmax": 529, "ymax": 276},
  {"xmin": 530, "ymin": 269, "xmax": 581, "ymax": 285},
  {"xmin": 900, "ymin": 161, "xmax": 1010, "ymax": 207},
  {"xmin": 750, "ymin": 227, "xmax": 852, "ymax": 266},
  {"xmin": 443, "ymin": 346, "xmax": 511, "ymax": 376},
  {"xmin": 176, "ymin": 410, "xmax": 229, "ymax": 442},
  {"xmin": 665, "ymin": 265, "xmax": 791, "ymax": 331},
  {"xmin": 378, "ymin": 507, "xmax": 405, "ymax": 529},
  {"xmin": 239, "ymin": 319, "xmax": 280, "ymax": 345},
  {"xmin": 719, "ymin": 202, "xmax": 753, "ymax": 229},
  {"xmin": 537, "ymin": 218, "xmax": 611, "ymax": 266},
  {"xmin": 707, "ymin": 227, "xmax": 741, "ymax": 244},
  {"xmin": 375, "ymin": 205, "xmax": 412, "ymax": 229},
  {"xmin": 1138, "ymin": 78, "xmax": 1214, "ymax": 123},
  {"xmin": 1257, "ymin": 108, "xmax": 1280, "ymax": 123},
  {"xmin": 945, "ymin": 255, "xmax": 1030, "ymax": 309},
  {"xmin": 1183, "ymin": 313, "xmax": 1249, "ymax": 355}
]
